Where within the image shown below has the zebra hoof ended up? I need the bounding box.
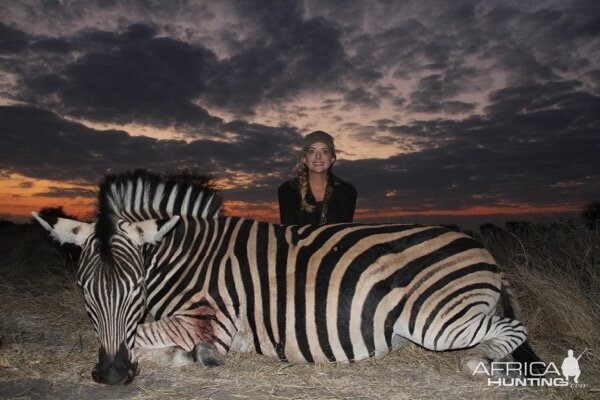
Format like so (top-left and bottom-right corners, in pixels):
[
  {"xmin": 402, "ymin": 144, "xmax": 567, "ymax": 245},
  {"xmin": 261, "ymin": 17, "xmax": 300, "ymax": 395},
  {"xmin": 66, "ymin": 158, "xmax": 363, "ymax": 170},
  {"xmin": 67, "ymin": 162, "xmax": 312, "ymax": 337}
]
[
  {"xmin": 194, "ymin": 342, "xmax": 224, "ymax": 367},
  {"xmin": 461, "ymin": 355, "xmax": 491, "ymax": 380}
]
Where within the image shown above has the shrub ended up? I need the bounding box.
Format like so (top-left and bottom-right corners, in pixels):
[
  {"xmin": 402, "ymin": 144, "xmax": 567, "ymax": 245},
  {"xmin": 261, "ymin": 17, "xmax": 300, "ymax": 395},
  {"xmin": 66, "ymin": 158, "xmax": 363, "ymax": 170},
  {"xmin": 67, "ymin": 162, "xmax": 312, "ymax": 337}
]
[{"xmin": 581, "ymin": 201, "xmax": 600, "ymax": 232}]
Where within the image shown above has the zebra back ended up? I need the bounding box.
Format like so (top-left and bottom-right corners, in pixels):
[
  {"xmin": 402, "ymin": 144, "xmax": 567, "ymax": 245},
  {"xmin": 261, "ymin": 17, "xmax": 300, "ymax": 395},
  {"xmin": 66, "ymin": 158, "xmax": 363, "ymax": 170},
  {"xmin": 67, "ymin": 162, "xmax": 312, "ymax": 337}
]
[{"xmin": 95, "ymin": 169, "xmax": 221, "ymax": 262}]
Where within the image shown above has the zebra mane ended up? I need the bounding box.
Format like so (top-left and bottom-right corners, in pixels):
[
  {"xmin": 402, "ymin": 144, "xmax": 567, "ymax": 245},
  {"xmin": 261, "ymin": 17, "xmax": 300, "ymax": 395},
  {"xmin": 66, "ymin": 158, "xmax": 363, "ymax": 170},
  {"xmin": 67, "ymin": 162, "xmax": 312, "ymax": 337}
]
[{"xmin": 95, "ymin": 169, "xmax": 221, "ymax": 262}]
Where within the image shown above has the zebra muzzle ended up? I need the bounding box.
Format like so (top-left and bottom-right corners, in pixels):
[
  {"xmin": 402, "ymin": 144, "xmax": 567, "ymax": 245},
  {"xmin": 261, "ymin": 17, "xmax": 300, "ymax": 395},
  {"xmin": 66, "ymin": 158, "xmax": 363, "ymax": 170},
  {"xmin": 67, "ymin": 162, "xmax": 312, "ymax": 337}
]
[{"xmin": 92, "ymin": 343, "xmax": 139, "ymax": 385}]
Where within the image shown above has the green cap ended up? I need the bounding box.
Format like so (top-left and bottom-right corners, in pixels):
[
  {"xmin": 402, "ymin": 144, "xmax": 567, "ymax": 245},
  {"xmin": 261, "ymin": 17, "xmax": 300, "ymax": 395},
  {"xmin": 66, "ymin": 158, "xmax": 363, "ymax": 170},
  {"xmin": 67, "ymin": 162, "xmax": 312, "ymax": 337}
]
[{"xmin": 302, "ymin": 130, "xmax": 336, "ymax": 155}]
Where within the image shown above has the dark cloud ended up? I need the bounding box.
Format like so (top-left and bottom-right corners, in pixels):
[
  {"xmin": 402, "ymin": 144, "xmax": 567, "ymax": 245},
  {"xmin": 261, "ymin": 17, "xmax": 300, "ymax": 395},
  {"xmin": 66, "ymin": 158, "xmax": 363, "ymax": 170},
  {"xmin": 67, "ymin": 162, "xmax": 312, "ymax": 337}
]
[
  {"xmin": 0, "ymin": 105, "xmax": 300, "ymax": 202},
  {"xmin": 0, "ymin": 0, "xmax": 599, "ymax": 218},
  {"xmin": 408, "ymin": 71, "xmax": 478, "ymax": 114},
  {"xmin": 339, "ymin": 81, "xmax": 600, "ymax": 210},
  {"xmin": 372, "ymin": 119, "xmax": 397, "ymax": 126},
  {"xmin": 6, "ymin": 10, "xmax": 366, "ymax": 124},
  {"xmin": 33, "ymin": 187, "xmax": 96, "ymax": 198},
  {"xmin": 16, "ymin": 181, "xmax": 34, "ymax": 189},
  {"xmin": 420, "ymin": 67, "xmax": 485, "ymax": 96},
  {"xmin": 0, "ymin": 22, "xmax": 30, "ymax": 53},
  {"xmin": 17, "ymin": 24, "xmax": 223, "ymax": 132},
  {"xmin": 203, "ymin": 0, "xmax": 372, "ymax": 112},
  {"xmin": 484, "ymin": 44, "xmax": 556, "ymax": 85},
  {"xmin": 203, "ymin": 44, "xmax": 286, "ymax": 115},
  {"xmin": 5, "ymin": 1, "xmax": 597, "ymax": 121},
  {"xmin": 30, "ymin": 37, "xmax": 73, "ymax": 54},
  {"xmin": 484, "ymin": 80, "xmax": 587, "ymax": 118},
  {"xmin": 342, "ymin": 87, "xmax": 380, "ymax": 109}
]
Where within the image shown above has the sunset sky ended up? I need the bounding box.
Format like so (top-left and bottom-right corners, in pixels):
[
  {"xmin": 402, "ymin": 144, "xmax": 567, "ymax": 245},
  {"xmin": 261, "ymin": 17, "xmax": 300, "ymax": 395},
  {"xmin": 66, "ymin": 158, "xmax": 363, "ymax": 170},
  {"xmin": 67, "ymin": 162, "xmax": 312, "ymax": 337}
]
[{"xmin": 1, "ymin": 0, "xmax": 599, "ymax": 225}]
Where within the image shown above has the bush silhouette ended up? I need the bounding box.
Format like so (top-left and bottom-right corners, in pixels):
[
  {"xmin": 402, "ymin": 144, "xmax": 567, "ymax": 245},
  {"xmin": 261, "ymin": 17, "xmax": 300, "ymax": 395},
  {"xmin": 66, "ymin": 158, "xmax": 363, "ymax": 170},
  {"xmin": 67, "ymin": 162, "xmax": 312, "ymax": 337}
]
[{"xmin": 581, "ymin": 201, "xmax": 600, "ymax": 231}]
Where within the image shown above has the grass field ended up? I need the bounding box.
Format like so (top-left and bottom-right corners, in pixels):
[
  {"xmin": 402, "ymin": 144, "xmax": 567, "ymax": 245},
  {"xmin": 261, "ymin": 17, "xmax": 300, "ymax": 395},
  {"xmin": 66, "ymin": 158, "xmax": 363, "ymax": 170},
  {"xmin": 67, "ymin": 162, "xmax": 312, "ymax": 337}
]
[{"xmin": 0, "ymin": 219, "xmax": 598, "ymax": 399}]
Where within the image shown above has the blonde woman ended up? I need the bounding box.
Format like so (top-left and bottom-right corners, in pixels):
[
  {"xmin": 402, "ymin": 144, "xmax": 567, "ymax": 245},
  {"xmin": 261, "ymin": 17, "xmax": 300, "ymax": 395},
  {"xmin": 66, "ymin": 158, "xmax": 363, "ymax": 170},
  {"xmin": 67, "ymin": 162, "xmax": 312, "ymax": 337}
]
[{"xmin": 278, "ymin": 130, "xmax": 357, "ymax": 225}]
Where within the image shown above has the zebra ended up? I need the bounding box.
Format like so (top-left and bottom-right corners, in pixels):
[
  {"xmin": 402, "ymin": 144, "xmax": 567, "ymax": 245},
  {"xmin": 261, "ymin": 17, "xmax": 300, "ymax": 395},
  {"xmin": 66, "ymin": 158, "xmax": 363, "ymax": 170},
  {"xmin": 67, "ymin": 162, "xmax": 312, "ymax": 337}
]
[{"xmin": 32, "ymin": 170, "xmax": 541, "ymax": 385}]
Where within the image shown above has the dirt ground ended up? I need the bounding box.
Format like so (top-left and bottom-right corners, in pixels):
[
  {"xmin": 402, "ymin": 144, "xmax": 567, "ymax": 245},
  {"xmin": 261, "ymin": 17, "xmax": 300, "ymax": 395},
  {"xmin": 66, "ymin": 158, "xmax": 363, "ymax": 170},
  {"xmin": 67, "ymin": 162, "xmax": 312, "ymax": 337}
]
[{"xmin": 0, "ymin": 273, "xmax": 597, "ymax": 400}]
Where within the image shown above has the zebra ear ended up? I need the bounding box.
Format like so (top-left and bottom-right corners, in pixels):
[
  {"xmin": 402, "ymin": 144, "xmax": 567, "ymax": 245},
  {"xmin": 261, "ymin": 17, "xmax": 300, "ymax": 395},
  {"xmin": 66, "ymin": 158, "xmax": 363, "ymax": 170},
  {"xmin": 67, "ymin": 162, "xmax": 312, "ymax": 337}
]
[
  {"xmin": 31, "ymin": 212, "xmax": 95, "ymax": 247},
  {"xmin": 123, "ymin": 216, "xmax": 180, "ymax": 246}
]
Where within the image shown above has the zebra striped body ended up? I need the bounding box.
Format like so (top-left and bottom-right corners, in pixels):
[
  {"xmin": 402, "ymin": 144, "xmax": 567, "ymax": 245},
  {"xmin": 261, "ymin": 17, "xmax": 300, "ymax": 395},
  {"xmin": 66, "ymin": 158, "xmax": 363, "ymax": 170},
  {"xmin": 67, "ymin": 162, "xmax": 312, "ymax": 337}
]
[
  {"xmin": 138, "ymin": 216, "xmax": 509, "ymax": 365},
  {"xmin": 33, "ymin": 170, "xmax": 538, "ymax": 384}
]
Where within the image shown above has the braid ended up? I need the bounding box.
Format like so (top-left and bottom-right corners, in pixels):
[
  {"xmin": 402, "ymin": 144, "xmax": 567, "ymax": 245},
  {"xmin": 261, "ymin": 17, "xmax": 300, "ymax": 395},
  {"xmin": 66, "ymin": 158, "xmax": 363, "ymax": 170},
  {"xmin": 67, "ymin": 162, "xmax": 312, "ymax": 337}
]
[{"xmin": 294, "ymin": 161, "xmax": 315, "ymax": 212}]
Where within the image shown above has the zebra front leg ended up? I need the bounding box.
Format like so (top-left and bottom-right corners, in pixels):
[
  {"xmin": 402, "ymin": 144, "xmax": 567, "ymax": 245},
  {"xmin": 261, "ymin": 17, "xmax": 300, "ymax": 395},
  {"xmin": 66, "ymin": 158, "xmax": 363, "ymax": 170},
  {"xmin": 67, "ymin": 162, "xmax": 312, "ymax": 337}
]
[
  {"xmin": 136, "ymin": 346, "xmax": 196, "ymax": 367},
  {"xmin": 194, "ymin": 342, "xmax": 224, "ymax": 367},
  {"xmin": 135, "ymin": 309, "xmax": 224, "ymax": 367},
  {"xmin": 136, "ymin": 342, "xmax": 224, "ymax": 368}
]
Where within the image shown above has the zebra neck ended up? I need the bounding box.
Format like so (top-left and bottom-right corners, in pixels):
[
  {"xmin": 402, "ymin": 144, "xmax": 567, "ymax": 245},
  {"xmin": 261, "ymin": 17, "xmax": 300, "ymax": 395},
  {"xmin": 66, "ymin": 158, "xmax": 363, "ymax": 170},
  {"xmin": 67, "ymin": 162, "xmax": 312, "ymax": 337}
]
[{"xmin": 143, "ymin": 216, "xmax": 244, "ymax": 319}]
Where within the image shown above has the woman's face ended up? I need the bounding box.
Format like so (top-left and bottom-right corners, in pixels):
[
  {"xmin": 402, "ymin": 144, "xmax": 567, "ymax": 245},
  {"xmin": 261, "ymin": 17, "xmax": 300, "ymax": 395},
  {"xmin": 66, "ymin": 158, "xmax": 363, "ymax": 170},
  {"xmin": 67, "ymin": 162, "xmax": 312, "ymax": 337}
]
[{"xmin": 303, "ymin": 142, "xmax": 335, "ymax": 174}]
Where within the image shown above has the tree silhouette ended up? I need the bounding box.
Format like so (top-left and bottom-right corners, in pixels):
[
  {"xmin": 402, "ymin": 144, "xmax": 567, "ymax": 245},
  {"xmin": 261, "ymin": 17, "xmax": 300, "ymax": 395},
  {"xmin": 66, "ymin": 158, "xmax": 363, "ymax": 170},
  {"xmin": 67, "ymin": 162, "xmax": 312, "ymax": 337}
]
[
  {"xmin": 480, "ymin": 223, "xmax": 501, "ymax": 234},
  {"xmin": 34, "ymin": 206, "xmax": 77, "ymax": 225},
  {"xmin": 581, "ymin": 202, "xmax": 600, "ymax": 231}
]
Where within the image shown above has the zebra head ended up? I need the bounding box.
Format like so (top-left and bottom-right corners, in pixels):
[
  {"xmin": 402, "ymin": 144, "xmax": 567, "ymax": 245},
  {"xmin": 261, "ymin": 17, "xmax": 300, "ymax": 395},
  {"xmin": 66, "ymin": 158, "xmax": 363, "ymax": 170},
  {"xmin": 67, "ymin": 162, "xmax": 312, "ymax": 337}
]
[{"xmin": 32, "ymin": 212, "xmax": 179, "ymax": 385}]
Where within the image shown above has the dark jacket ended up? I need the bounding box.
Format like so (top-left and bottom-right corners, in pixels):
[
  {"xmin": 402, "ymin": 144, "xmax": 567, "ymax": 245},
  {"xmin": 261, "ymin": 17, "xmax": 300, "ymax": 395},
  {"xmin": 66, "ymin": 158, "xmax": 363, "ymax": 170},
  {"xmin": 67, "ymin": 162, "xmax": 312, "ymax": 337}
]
[{"xmin": 278, "ymin": 174, "xmax": 357, "ymax": 225}]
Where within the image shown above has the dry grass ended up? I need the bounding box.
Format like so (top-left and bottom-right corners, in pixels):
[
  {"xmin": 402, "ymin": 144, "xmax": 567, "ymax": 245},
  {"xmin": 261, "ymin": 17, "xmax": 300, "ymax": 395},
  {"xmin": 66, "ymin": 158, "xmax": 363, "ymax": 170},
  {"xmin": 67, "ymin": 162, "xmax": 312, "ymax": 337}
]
[
  {"xmin": 478, "ymin": 223, "xmax": 600, "ymax": 362},
  {"xmin": 1, "ymin": 222, "xmax": 599, "ymax": 399}
]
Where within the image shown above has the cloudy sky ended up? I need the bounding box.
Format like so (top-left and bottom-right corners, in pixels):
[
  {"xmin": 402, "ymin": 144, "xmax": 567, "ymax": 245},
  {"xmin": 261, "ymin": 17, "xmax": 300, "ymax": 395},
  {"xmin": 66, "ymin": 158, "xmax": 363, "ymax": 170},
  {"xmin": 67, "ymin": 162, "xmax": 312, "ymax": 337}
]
[{"xmin": 1, "ymin": 0, "xmax": 599, "ymax": 224}]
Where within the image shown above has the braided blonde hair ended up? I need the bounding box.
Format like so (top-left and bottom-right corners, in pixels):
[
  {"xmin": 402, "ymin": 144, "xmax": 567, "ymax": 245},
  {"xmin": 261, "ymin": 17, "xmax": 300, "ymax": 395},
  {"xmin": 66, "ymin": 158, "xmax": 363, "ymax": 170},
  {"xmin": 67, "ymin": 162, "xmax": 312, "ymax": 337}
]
[{"xmin": 294, "ymin": 160, "xmax": 315, "ymax": 212}]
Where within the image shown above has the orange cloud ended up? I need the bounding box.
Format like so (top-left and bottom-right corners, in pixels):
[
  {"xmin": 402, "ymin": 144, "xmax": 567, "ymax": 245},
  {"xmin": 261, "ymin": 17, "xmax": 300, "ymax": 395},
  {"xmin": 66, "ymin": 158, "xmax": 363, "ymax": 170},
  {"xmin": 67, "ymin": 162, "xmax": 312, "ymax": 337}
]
[
  {"xmin": 354, "ymin": 204, "xmax": 580, "ymax": 221},
  {"xmin": 222, "ymin": 200, "xmax": 280, "ymax": 222},
  {"xmin": 1, "ymin": 173, "xmax": 581, "ymax": 225},
  {"xmin": 0, "ymin": 173, "xmax": 95, "ymax": 221}
]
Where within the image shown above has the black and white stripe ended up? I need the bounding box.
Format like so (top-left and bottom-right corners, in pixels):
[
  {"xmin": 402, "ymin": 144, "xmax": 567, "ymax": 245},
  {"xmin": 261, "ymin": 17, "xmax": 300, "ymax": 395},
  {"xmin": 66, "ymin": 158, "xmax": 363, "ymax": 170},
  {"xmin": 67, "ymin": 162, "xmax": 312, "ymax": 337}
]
[
  {"xmin": 136, "ymin": 218, "xmax": 524, "ymax": 364},
  {"xmin": 66, "ymin": 170, "xmax": 538, "ymax": 380}
]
